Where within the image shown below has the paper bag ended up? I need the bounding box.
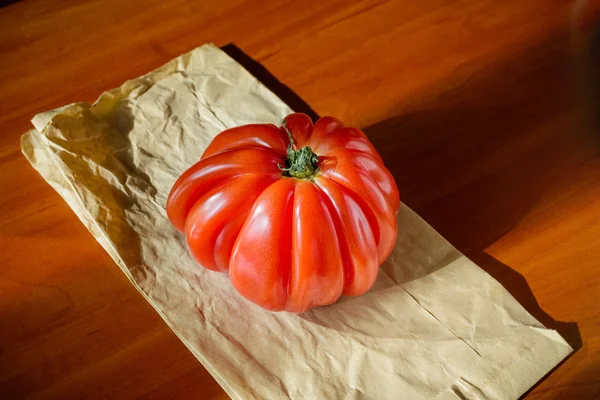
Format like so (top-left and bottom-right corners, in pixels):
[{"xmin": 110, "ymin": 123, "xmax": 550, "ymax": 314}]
[{"xmin": 21, "ymin": 43, "xmax": 572, "ymax": 400}]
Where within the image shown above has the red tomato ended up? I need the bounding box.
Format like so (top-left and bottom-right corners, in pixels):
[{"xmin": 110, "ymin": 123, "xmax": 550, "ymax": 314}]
[{"xmin": 167, "ymin": 113, "xmax": 399, "ymax": 312}]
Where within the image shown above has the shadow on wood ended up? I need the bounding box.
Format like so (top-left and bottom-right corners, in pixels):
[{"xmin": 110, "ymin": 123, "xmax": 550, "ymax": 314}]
[
  {"xmin": 0, "ymin": 0, "xmax": 20, "ymax": 8},
  {"xmin": 221, "ymin": 43, "xmax": 319, "ymax": 122}
]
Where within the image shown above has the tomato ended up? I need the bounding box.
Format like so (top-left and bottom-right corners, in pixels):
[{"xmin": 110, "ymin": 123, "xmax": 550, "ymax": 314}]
[{"xmin": 167, "ymin": 113, "xmax": 400, "ymax": 312}]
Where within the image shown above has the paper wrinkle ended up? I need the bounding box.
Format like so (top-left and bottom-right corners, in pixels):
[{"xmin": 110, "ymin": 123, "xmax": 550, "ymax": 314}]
[
  {"xmin": 434, "ymin": 327, "xmax": 570, "ymax": 400},
  {"xmin": 21, "ymin": 43, "xmax": 572, "ymax": 400}
]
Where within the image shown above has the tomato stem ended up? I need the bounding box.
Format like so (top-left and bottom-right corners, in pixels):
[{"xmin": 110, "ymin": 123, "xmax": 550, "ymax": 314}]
[{"xmin": 278, "ymin": 120, "xmax": 319, "ymax": 179}]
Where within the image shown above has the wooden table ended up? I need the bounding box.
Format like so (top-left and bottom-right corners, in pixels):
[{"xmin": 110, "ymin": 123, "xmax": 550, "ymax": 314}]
[{"xmin": 1, "ymin": 0, "xmax": 599, "ymax": 398}]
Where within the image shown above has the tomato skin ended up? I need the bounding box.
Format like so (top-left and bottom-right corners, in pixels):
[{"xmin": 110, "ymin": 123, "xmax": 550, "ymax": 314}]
[
  {"xmin": 167, "ymin": 113, "xmax": 400, "ymax": 312},
  {"xmin": 201, "ymin": 124, "xmax": 288, "ymax": 160},
  {"xmin": 315, "ymin": 176, "xmax": 379, "ymax": 297},
  {"xmin": 229, "ymin": 179, "xmax": 296, "ymax": 311},
  {"xmin": 166, "ymin": 147, "xmax": 282, "ymax": 232},
  {"xmin": 185, "ymin": 174, "xmax": 279, "ymax": 272}
]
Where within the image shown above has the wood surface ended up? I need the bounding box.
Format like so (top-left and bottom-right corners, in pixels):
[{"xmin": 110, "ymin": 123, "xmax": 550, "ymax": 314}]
[{"xmin": 1, "ymin": 0, "xmax": 599, "ymax": 398}]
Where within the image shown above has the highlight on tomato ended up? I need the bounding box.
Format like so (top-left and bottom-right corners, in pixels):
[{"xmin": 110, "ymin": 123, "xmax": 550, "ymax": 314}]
[{"xmin": 167, "ymin": 113, "xmax": 400, "ymax": 312}]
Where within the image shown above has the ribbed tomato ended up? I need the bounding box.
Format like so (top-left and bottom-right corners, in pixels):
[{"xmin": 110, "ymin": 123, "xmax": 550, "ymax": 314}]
[{"xmin": 167, "ymin": 113, "xmax": 399, "ymax": 312}]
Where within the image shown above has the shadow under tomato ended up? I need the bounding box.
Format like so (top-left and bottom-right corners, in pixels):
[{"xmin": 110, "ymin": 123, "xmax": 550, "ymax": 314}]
[
  {"xmin": 355, "ymin": 32, "xmax": 590, "ymax": 352},
  {"xmin": 223, "ymin": 41, "xmax": 584, "ymax": 356}
]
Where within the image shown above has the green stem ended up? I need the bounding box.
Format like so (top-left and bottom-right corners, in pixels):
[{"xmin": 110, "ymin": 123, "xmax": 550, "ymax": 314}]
[{"xmin": 278, "ymin": 120, "xmax": 319, "ymax": 179}]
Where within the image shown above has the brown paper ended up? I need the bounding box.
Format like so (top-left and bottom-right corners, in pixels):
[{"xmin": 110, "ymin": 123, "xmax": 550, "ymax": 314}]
[{"xmin": 21, "ymin": 43, "xmax": 572, "ymax": 400}]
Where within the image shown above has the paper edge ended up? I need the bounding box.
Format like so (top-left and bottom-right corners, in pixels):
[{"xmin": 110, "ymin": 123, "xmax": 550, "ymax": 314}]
[{"xmin": 434, "ymin": 328, "xmax": 572, "ymax": 400}]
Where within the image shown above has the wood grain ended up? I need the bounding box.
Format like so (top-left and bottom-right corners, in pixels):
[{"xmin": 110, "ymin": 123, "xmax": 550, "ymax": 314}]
[{"xmin": 1, "ymin": 0, "xmax": 599, "ymax": 398}]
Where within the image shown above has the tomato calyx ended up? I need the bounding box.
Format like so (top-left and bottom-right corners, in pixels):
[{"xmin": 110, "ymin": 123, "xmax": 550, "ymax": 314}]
[{"xmin": 278, "ymin": 120, "xmax": 319, "ymax": 179}]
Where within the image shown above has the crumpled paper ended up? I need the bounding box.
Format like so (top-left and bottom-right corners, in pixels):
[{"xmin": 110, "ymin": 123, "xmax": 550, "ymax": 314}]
[{"xmin": 21, "ymin": 43, "xmax": 572, "ymax": 400}]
